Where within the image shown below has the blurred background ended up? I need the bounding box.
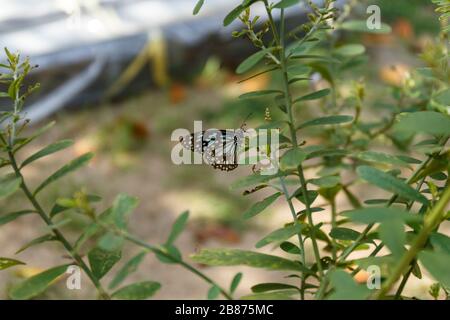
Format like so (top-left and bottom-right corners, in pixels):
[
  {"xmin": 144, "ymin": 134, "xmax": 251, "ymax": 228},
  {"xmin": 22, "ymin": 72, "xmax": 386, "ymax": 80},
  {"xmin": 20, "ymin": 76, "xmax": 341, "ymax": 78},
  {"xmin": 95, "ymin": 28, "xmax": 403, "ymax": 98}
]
[{"xmin": 0, "ymin": 0, "xmax": 443, "ymax": 299}]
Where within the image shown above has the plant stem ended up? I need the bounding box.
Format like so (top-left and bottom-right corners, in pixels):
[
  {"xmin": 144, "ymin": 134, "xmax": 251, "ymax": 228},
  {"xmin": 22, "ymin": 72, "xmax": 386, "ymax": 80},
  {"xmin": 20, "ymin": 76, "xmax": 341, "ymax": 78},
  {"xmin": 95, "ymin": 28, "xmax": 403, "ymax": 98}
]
[
  {"xmin": 7, "ymin": 151, "xmax": 110, "ymax": 299},
  {"xmin": 373, "ymin": 185, "xmax": 450, "ymax": 299},
  {"xmin": 278, "ymin": 7, "xmax": 324, "ymax": 279},
  {"xmin": 113, "ymin": 229, "xmax": 233, "ymax": 300},
  {"xmin": 279, "ymin": 176, "xmax": 306, "ymax": 299}
]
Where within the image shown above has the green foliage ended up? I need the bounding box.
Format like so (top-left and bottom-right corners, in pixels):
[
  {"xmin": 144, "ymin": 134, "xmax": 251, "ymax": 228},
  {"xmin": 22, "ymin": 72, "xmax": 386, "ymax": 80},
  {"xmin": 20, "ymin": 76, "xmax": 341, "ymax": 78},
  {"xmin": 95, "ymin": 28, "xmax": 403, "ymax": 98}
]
[{"xmin": 0, "ymin": 0, "xmax": 449, "ymax": 301}]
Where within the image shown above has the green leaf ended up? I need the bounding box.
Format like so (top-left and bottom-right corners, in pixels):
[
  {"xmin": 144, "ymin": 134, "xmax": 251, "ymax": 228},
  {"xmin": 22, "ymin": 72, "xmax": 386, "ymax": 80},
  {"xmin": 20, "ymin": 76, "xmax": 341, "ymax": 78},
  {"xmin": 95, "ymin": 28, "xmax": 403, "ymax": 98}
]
[
  {"xmin": 9, "ymin": 265, "xmax": 68, "ymax": 300},
  {"xmin": 419, "ymin": 251, "xmax": 450, "ymax": 288},
  {"xmin": 13, "ymin": 121, "xmax": 55, "ymax": 153},
  {"xmin": 251, "ymin": 282, "xmax": 299, "ymax": 293},
  {"xmin": 98, "ymin": 232, "xmax": 124, "ymax": 252},
  {"xmin": 155, "ymin": 245, "xmax": 182, "ymax": 264},
  {"xmin": 329, "ymin": 227, "xmax": 361, "ymax": 241},
  {"xmin": 334, "ymin": 44, "xmax": 366, "ymax": 56},
  {"xmin": 112, "ymin": 193, "xmax": 139, "ymax": 230},
  {"xmin": 191, "ymin": 249, "xmax": 302, "ymax": 271},
  {"xmin": 0, "ymin": 174, "xmax": 21, "ymax": 198},
  {"xmin": 241, "ymin": 290, "xmax": 297, "ymax": 300},
  {"xmin": 294, "ymin": 88, "xmax": 331, "ymax": 103},
  {"xmin": 280, "ymin": 148, "xmax": 307, "ymax": 170},
  {"xmin": 430, "ymin": 233, "xmax": 450, "ymax": 255},
  {"xmin": 0, "ymin": 210, "xmax": 34, "ymax": 226},
  {"xmin": 230, "ymin": 272, "xmax": 243, "ymax": 294},
  {"xmin": 207, "ymin": 285, "xmax": 221, "ymax": 300},
  {"xmin": 193, "ymin": 0, "xmax": 205, "ymax": 15},
  {"xmin": 34, "ymin": 153, "xmax": 94, "ymax": 195},
  {"xmin": 274, "ymin": 0, "xmax": 299, "ymax": 9},
  {"xmin": 166, "ymin": 211, "xmax": 189, "ymax": 246},
  {"xmin": 109, "ymin": 251, "xmax": 146, "ymax": 289},
  {"xmin": 15, "ymin": 234, "xmax": 56, "ymax": 254},
  {"xmin": 0, "ymin": 257, "xmax": 25, "ymax": 270},
  {"xmin": 223, "ymin": 5, "xmax": 244, "ymax": 26},
  {"xmin": 230, "ymin": 172, "xmax": 287, "ymax": 190},
  {"xmin": 379, "ymin": 220, "xmax": 405, "ymax": 257},
  {"xmin": 340, "ymin": 20, "xmax": 392, "ymax": 34},
  {"xmin": 239, "ymin": 90, "xmax": 283, "ymax": 99},
  {"xmin": 394, "ymin": 111, "xmax": 450, "ymax": 137},
  {"xmin": 112, "ymin": 281, "xmax": 161, "ymax": 300},
  {"xmin": 256, "ymin": 224, "xmax": 301, "ymax": 248},
  {"xmin": 21, "ymin": 140, "xmax": 74, "ymax": 168},
  {"xmin": 356, "ymin": 151, "xmax": 410, "ymax": 167},
  {"xmin": 327, "ymin": 270, "xmax": 371, "ymax": 300},
  {"xmin": 310, "ymin": 176, "xmax": 341, "ymax": 188},
  {"xmin": 297, "ymin": 115, "xmax": 353, "ymax": 130},
  {"xmin": 242, "ymin": 192, "xmax": 281, "ymax": 219},
  {"xmin": 280, "ymin": 241, "xmax": 301, "ymax": 254},
  {"xmin": 88, "ymin": 247, "xmax": 121, "ymax": 279},
  {"xmin": 236, "ymin": 48, "xmax": 271, "ymax": 74},
  {"xmin": 357, "ymin": 166, "xmax": 429, "ymax": 205},
  {"xmin": 344, "ymin": 207, "xmax": 422, "ymax": 224}
]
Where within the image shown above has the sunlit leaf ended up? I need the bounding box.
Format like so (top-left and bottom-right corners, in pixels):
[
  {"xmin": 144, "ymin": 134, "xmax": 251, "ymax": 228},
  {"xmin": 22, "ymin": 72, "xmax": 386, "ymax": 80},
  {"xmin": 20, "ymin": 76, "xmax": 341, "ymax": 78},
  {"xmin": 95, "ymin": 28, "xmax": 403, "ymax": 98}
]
[
  {"xmin": 112, "ymin": 281, "xmax": 161, "ymax": 300},
  {"xmin": 9, "ymin": 265, "xmax": 68, "ymax": 300}
]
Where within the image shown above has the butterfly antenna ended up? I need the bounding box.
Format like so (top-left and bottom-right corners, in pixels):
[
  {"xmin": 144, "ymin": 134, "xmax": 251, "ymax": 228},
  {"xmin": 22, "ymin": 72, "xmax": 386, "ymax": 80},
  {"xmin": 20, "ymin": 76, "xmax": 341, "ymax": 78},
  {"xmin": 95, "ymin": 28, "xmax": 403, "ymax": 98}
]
[{"xmin": 241, "ymin": 112, "xmax": 253, "ymax": 130}]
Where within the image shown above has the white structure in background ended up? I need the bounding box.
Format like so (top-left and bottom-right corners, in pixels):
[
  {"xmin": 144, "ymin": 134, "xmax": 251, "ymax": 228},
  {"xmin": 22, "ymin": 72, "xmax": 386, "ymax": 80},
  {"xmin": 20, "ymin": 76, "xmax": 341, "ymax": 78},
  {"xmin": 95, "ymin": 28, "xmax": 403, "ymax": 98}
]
[{"xmin": 0, "ymin": 0, "xmax": 340, "ymax": 122}]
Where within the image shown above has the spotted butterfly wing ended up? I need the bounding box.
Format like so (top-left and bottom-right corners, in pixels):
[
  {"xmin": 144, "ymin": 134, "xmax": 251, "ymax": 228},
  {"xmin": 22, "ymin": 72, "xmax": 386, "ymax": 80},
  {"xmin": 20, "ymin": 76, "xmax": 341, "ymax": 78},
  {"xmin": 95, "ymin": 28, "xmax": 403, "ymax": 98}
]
[{"xmin": 179, "ymin": 129, "xmax": 244, "ymax": 171}]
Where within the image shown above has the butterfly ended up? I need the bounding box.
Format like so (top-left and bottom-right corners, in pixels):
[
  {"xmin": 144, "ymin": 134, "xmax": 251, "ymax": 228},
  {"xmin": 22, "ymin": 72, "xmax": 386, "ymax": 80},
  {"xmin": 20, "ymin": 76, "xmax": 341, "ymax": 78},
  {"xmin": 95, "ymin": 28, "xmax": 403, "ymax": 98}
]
[{"xmin": 179, "ymin": 128, "xmax": 246, "ymax": 172}]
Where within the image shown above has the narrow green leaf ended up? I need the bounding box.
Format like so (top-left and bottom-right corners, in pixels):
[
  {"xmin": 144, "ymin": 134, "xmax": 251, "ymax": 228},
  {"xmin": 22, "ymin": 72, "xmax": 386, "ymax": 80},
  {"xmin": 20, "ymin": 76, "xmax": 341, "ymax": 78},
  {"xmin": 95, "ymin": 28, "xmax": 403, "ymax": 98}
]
[
  {"xmin": 334, "ymin": 44, "xmax": 366, "ymax": 56},
  {"xmin": 207, "ymin": 285, "xmax": 221, "ymax": 300},
  {"xmin": 34, "ymin": 153, "xmax": 94, "ymax": 195},
  {"xmin": 329, "ymin": 227, "xmax": 361, "ymax": 241},
  {"xmin": 294, "ymin": 88, "xmax": 331, "ymax": 103},
  {"xmin": 230, "ymin": 172, "xmax": 287, "ymax": 190},
  {"xmin": 344, "ymin": 207, "xmax": 422, "ymax": 224},
  {"xmin": 112, "ymin": 281, "xmax": 161, "ymax": 300},
  {"xmin": 0, "ymin": 174, "xmax": 21, "ymax": 198},
  {"xmin": 251, "ymin": 282, "xmax": 299, "ymax": 293},
  {"xmin": 310, "ymin": 176, "xmax": 341, "ymax": 188},
  {"xmin": 394, "ymin": 111, "xmax": 450, "ymax": 137},
  {"xmin": 13, "ymin": 121, "xmax": 55, "ymax": 153},
  {"xmin": 9, "ymin": 265, "xmax": 68, "ymax": 300},
  {"xmin": 280, "ymin": 241, "xmax": 301, "ymax": 254},
  {"xmin": 230, "ymin": 272, "xmax": 243, "ymax": 294},
  {"xmin": 340, "ymin": 20, "xmax": 392, "ymax": 34},
  {"xmin": 242, "ymin": 192, "xmax": 281, "ymax": 219},
  {"xmin": 280, "ymin": 148, "xmax": 307, "ymax": 170},
  {"xmin": 15, "ymin": 234, "xmax": 56, "ymax": 254},
  {"xmin": 419, "ymin": 251, "xmax": 450, "ymax": 288},
  {"xmin": 297, "ymin": 115, "xmax": 353, "ymax": 130},
  {"xmin": 191, "ymin": 249, "xmax": 302, "ymax": 271},
  {"xmin": 98, "ymin": 232, "xmax": 124, "ymax": 252},
  {"xmin": 224, "ymin": 5, "xmax": 245, "ymax": 27},
  {"xmin": 0, "ymin": 257, "xmax": 25, "ymax": 270},
  {"xmin": 112, "ymin": 193, "xmax": 139, "ymax": 230},
  {"xmin": 256, "ymin": 224, "xmax": 301, "ymax": 248},
  {"xmin": 274, "ymin": 0, "xmax": 300, "ymax": 9},
  {"xmin": 356, "ymin": 151, "xmax": 410, "ymax": 167},
  {"xmin": 193, "ymin": 0, "xmax": 205, "ymax": 15},
  {"xmin": 166, "ymin": 211, "xmax": 189, "ymax": 245},
  {"xmin": 239, "ymin": 90, "xmax": 283, "ymax": 99},
  {"xmin": 0, "ymin": 210, "xmax": 34, "ymax": 226},
  {"xmin": 241, "ymin": 290, "xmax": 297, "ymax": 300},
  {"xmin": 357, "ymin": 166, "xmax": 429, "ymax": 205},
  {"xmin": 379, "ymin": 220, "xmax": 405, "ymax": 257},
  {"xmin": 109, "ymin": 252, "xmax": 146, "ymax": 290},
  {"xmin": 430, "ymin": 233, "xmax": 450, "ymax": 255},
  {"xmin": 88, "ymin": 247, "xmax": 121, "ymax": 279},
  {"xmin": 21, "ymin": 140, "xmax": 74, "ymax": 168},
  {"xmin": 236, "ymin": 48, "xmax": 271, "ymax": 74}
]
